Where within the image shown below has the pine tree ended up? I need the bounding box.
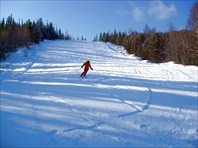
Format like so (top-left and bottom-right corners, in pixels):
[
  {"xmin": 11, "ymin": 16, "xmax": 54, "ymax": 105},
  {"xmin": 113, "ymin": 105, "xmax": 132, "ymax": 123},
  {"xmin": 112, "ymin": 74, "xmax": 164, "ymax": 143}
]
[{"xmin": 0, "ymin": 15, "xmax": 71, "ymax": 60}]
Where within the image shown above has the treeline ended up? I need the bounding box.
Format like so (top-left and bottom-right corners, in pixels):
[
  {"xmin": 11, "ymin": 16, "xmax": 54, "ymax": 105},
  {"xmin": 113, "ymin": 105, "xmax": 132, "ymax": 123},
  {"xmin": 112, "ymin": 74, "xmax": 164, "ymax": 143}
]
[
  {"xmin": 97, "ymin": 27, "xmax": 197, "ymax": 65},
  {"xmin": 95, "ymin": 2, "xmax": 198, "ymax": 66},
  {"xmin": 0, "ymin": 14, "xmax": 71, "ymax": 60}
]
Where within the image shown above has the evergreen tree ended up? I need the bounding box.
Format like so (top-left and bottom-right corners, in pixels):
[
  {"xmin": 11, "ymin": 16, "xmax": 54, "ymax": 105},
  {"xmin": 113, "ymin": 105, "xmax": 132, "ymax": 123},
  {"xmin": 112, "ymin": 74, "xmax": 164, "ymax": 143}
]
[
  {"xmin": 93, "ymin": 35, "xmax": 98, "ymax": 42},
  {"xmin": 0, "ymin": 15, "xmax": 71, "ymax": 60}
]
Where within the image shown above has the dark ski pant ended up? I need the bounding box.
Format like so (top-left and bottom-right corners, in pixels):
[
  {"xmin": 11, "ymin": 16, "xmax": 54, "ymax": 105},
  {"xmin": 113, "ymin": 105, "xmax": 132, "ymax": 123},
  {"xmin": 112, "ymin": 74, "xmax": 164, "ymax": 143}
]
[{"xmin": 81, "ymin": 68, "xmax": 89, "ymax": 77}]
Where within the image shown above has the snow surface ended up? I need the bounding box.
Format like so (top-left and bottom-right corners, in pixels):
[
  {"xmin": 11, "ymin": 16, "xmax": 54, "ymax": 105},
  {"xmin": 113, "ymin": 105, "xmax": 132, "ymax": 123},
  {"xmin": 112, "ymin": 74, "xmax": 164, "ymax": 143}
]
[{"xmin": 1, "ymin": 40, "xmax": 198, "ymax": 147}]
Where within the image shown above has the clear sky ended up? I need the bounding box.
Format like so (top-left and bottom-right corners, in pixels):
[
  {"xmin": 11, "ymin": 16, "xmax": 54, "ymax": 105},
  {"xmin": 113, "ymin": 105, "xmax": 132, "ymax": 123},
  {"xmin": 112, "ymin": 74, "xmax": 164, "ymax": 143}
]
[{"xmin": 1, "ymin": 0, "xmax": 196, "ymax": 41}]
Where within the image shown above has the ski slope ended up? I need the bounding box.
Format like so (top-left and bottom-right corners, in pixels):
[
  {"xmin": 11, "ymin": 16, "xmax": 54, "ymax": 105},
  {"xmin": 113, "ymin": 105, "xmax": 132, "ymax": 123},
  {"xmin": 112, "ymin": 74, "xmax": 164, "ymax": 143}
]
[{"xmin": 1, "ymin": 40, "xmax": 198, "ymax": 147}]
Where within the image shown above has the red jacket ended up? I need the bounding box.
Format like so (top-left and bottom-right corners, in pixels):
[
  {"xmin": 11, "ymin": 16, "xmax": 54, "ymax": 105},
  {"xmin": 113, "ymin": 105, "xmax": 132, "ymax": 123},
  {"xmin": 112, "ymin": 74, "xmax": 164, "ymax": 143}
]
[{"xmin": 82, "ymin": 61, "xmax": 93, "ymax": 70}]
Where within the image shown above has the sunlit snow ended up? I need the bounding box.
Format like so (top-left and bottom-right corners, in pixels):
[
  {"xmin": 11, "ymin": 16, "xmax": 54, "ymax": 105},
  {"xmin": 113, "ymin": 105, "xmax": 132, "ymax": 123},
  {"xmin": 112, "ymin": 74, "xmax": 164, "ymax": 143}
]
[{"xmin": 1, "ymin": 40, "xmax": 197, "ymax": 147}]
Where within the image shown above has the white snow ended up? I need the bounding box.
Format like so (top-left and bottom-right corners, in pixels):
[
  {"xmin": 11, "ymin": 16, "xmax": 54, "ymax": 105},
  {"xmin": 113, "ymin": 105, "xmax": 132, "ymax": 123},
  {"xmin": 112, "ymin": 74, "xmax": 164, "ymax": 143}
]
[{"xmin": 1, "ymin": 40, "xmax": 198, "ymax": 147}]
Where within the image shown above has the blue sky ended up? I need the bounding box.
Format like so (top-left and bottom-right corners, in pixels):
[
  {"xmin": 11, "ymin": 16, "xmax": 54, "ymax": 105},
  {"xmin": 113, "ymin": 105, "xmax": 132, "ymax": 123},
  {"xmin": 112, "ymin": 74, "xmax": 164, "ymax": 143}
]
[{"xmin": 1, "ymin": 0, "xmax": 196, "ymax": 40}]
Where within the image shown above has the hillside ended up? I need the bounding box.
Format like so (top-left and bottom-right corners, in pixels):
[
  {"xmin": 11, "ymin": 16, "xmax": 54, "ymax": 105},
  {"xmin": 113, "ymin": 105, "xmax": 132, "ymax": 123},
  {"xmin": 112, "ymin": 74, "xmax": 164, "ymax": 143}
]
[{"xmin": 1, "ymin": 40, "xmax": 198, "ymax": 147}]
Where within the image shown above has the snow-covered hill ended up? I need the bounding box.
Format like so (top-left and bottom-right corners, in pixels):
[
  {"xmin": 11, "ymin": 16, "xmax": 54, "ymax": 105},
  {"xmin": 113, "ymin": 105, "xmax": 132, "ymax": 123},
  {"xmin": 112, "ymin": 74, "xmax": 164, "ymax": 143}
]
[{"xmin": 1, "ymin": 40, "xmax": 198, "ymax": 147}]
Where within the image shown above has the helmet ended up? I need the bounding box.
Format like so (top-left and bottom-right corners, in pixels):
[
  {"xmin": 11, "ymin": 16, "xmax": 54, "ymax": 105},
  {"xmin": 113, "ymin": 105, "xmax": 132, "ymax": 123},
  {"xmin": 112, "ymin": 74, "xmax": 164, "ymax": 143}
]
[{"xmin": 87, "ymin": 59, "xmax": 90, "ymax": 62}]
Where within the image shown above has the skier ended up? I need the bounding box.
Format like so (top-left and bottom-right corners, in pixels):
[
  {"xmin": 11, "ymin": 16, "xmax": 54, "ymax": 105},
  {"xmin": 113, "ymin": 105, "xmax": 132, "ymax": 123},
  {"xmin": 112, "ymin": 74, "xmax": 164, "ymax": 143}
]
[{"xmin": 80, "ymin": 59, "xmax": 93, "ymax": 77}]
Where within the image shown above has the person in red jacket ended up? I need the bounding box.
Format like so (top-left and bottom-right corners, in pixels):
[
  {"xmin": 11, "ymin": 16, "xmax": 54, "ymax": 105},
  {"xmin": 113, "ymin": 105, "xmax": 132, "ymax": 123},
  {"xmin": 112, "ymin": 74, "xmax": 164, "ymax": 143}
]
[{"xmin": 80, "ymin": 59, "xmax": 93, "ymax": 77}]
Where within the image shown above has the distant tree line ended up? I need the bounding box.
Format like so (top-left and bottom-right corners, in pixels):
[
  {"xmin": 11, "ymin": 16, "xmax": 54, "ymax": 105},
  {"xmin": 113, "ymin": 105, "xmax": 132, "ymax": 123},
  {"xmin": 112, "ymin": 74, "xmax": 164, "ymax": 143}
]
[
  {"xmin": 95, "ymin": 2, "xmax": 198, "ymax": 66},
  {"xmin": 0, "ymin": 14, "xmax": 71, "ymax": 60},
  {"xmin": 76, "ymin": 36, "xmax": 87, "ymax": 41}
]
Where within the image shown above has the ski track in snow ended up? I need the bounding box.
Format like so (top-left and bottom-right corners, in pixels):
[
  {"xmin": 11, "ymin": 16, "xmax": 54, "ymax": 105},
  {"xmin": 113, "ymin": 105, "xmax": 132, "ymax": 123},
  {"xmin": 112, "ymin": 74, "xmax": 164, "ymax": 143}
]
[{"xmin": 1, "ymin": 40, "xmax": 198, "ymax": 147}]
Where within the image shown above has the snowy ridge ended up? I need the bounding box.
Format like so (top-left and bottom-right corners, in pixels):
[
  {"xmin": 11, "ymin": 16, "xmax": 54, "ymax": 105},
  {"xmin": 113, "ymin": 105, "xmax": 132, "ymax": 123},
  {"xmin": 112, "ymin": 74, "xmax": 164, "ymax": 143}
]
[{"xmin": 1, "ymin": 40, "xmax": 198, "ymax": 147}]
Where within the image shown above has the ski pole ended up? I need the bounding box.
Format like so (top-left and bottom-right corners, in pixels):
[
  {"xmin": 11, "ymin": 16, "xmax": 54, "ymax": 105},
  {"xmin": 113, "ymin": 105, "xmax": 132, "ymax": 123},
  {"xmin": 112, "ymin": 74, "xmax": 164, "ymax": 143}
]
[{"xmin": 76, "ymin": 67, "xmax": 81, "ymax": 72}]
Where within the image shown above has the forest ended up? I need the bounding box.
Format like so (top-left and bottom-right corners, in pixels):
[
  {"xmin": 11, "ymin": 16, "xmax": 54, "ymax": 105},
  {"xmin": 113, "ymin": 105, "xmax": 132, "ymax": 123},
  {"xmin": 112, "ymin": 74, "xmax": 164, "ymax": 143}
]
[
  {"xmin": 95, "ymin": 2, "xmax": 198, "ymax": 65},
  {"xmin": 0, "ymin": 14, "xmax": 71, "ymax": 60}
]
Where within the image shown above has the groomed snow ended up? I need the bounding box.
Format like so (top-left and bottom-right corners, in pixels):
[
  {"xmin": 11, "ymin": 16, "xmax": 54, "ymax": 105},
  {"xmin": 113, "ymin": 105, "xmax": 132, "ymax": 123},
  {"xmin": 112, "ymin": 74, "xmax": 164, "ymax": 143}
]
[{"xmin": 1, "ymin": 40, "xmax": 198, "ymax": 147}]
